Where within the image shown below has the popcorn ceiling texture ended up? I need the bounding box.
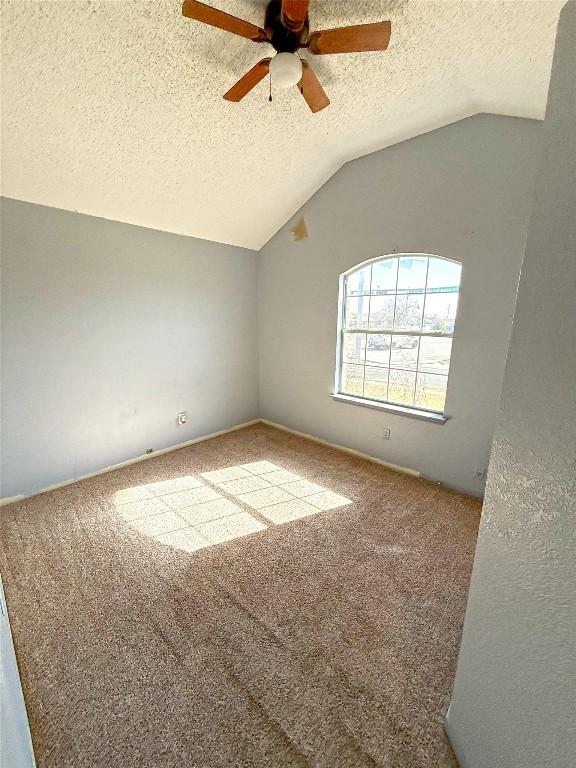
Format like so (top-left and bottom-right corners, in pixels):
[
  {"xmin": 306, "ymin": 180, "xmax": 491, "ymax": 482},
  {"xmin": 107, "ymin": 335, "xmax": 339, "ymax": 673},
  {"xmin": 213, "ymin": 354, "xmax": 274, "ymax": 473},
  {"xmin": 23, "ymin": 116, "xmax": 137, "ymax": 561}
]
[
  {"xmin": 446, "ymin": 4, "xmax": 576, "ymax": 765},
  {"xmin": 1, "ymin": 0, "xmax": 563, "ymax": 248}
]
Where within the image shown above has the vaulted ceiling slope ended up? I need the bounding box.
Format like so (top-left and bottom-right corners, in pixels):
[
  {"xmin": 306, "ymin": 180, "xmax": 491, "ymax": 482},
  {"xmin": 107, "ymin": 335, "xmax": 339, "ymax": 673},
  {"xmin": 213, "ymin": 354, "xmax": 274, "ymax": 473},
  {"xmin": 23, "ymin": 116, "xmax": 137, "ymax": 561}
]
[{"xmin": 1, "ymin": 1, "xmax": 563, "ymax": 250}]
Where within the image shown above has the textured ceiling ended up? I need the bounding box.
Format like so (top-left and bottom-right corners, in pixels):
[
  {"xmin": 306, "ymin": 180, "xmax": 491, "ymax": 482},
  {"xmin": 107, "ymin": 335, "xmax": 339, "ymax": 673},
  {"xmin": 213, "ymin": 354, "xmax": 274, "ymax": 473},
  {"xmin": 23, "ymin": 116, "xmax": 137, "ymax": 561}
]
[{"xmin": 1, "ymin": 0, "xmax": 564, "ymax": 249}]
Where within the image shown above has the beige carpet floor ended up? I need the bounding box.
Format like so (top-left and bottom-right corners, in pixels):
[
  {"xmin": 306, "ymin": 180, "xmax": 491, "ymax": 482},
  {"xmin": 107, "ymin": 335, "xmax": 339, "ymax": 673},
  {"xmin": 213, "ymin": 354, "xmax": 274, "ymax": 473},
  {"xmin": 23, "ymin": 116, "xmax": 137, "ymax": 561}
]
[{"xmin": 0, "ymin": 423, "xmax": 481, "ymax": 768}]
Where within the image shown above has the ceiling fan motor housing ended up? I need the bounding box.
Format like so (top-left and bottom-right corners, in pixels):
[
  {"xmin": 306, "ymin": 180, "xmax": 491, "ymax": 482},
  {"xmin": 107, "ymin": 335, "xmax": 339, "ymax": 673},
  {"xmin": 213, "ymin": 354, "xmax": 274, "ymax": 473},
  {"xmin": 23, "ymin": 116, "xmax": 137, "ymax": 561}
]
[
  {"xmin": 265, "ymin": 0, "xmax": 309, "ymax": 53},
  {"xmin": 181, "ymin": 0, "xmax": 391, "ymax": 113}
]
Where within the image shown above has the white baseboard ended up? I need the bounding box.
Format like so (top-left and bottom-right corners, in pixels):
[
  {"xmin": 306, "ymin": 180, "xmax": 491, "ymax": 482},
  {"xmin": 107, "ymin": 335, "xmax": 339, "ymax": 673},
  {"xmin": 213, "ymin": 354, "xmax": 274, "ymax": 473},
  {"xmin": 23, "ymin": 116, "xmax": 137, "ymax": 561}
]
[
  {"xmin": 259, "ymin": 419, "xmax": 420, "ymax": 477},
  {"xmin": 444, "ymin": 705, "xmax": 470, "ymax": 768},
  {"xmin": 0, "ymin": 417, "xmax": 419, "ymax": 507},
  {"xmin": 0, "ymin": 419, "xmax": 260, "ymax": 506},
  {"xmin": 0, "ymin": 415, "xmax": 418, "ymax": 768},
  {"xmin": 0, "ymin": 495, "xmax": 26, "ymax": 507}
]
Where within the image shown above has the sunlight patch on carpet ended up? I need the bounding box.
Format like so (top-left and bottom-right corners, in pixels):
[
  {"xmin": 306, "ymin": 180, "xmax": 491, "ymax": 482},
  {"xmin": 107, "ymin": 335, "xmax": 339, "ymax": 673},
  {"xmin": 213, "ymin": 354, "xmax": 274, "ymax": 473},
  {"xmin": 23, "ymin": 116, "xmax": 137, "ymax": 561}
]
[{"xmin": 113, "ymin": 462, "xmax": 351, "ymax": 554}]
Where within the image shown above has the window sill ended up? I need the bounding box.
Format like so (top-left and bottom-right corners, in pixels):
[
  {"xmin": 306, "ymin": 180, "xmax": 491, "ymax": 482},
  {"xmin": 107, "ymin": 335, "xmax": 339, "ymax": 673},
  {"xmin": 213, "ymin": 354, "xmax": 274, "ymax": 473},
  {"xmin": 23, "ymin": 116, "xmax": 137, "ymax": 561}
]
[{"xmin": 331, "ymin": 393, "xmax": 448, "ymax": 424}]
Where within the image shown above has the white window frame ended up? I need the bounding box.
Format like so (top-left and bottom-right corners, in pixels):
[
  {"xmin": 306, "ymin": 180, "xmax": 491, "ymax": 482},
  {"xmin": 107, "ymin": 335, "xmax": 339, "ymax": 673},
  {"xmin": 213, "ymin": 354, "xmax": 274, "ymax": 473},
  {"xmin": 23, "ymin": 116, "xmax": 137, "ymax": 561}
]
[{"xmin": 333, "ymin": 253, "xmax": 461, "ymax": 422}]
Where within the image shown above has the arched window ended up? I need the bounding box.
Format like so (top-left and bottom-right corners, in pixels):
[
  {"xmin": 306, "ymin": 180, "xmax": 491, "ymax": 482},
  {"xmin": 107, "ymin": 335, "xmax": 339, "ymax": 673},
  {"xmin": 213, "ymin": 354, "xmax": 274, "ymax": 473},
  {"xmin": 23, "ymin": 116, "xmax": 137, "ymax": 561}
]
[{"xmin": 335, "ymin": 254, "xmax": 461, "ymax": 416}]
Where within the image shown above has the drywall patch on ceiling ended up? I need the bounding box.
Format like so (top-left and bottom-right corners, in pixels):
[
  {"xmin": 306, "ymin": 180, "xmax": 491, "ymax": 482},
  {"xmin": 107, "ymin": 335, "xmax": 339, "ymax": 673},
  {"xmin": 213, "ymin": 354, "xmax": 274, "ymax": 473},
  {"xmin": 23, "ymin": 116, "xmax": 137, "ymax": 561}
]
[{"xmin": 0, "ymin": 0, "xmax": 564, "ymax": 249}]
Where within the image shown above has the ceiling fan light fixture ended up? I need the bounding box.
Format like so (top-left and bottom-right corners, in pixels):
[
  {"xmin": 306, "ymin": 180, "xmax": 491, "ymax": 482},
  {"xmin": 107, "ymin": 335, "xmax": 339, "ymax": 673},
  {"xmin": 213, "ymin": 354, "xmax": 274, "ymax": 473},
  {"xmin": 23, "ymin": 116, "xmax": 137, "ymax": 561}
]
[
  {"xmin": 269, "ymin": 52, "xmax": 302, "ymax": 89},
  {"xmin": 182, "ymin": 1, "xmax": 392, "ymax": 112}
]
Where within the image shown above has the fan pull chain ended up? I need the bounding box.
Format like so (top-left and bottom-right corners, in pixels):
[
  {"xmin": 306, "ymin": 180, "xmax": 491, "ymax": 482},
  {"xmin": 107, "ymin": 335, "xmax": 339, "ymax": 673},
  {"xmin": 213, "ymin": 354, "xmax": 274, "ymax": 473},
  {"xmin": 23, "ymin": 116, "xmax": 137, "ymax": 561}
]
[{"xmin": 269, "ymin": 75, "xmax": 272, "ymax": 102}]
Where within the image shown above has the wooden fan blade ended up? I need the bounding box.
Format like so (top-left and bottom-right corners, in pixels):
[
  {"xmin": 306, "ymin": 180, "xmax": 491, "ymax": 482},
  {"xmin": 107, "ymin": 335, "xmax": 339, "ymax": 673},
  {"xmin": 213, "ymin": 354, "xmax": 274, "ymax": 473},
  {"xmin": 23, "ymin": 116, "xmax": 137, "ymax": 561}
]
[
  {"xmin": 224, "ymin": 59, "xmax": 271, "ymax": 102},
  {"xmin": 182, "ymin": 0, "xmax": 267, "ymax": 42},
  {"xmin": 307, "ymin": 21, "xmax": 391, "ymax": 55},
  {"xmin": 297, "ymin": 61, "xmax": 329, "ymax": 113},
  {"xmin": 281, "ymin": 0, "xmax": 309, "ymax": 31}
]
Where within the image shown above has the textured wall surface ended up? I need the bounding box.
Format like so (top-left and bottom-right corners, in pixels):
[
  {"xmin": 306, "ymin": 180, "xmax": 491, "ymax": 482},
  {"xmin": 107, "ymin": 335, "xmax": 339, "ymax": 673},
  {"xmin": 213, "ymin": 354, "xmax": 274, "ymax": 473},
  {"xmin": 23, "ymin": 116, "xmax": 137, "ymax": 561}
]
[
  {"xmin": 0, "ymin": 199, "xmax": 258, "ymax": 498},
  {"xmin": 446, "ymin": 4, "xmax": 576, "ymax": 766},
  {"xmin": 258, "ymin": 114, "xmax": 541, "ymax": 497},
  {"xmin": 0, "ymin": 0, "xmax": 563, "ymax": 248}
]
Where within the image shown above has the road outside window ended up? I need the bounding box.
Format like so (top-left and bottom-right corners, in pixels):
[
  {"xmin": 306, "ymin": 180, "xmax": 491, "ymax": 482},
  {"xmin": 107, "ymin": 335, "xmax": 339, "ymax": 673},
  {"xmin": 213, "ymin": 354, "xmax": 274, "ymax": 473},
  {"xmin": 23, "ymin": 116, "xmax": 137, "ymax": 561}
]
[{"xmin": 337, "ymin": 254, "xmax": 461, "ymax": 415}]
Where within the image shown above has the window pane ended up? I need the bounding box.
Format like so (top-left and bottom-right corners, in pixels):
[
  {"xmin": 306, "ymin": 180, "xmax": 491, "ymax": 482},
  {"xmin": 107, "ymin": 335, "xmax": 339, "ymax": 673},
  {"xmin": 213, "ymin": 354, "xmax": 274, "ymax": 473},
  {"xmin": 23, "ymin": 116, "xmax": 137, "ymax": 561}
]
[
  {"xmin": 368, "ymin": 295, "xmax": 395, "ymax": 329},
  {"xmin": 418, "ymin": 336, "xmax": 452, "ymax": 374},
  {"xmin": 341, "ymin": 364, "xmax": 364, "ymax": 396},
  {"xmin": 390, "ymin": 336, "xmax": 419, "ymax": 370},
  {"xmin": 393, "ymin": 293, "xmax": 424, "ymax": 331},
  {"xmin": 371, "ymin": 258, "xmax": 397, "ymax": 294},
  {"xmin": 388, "ymin": 369, "xmax": 416, "ymax": 406},
  {"xmin": 365, "ymin": 334, "xmax": 391, "ymax": 367},
  {"xmin": 423, "ymin": 292, "xmax": 458, "ymax": 333},
  {"xmin": 345, "ymin": 296, "xmax": 369, "ymax": 329},
  {"xmin": 346, "ymin": 266, "xmax": 371, "ymax": 296},
  {"xmin": 427, "ymin": 258, "xmax": 461, "ymax": 292},
  {"xmin": 415, "ymin": 372, "xmax": 448, "ymax": 412},
  {"xmin": 397, "ymin": 256, "xmax": 428, "ymax": 294},
  {"xmin": 338, "ymin": 256, "xmax": 461, "ymax": 412},
  {"xmin": 342, "ymin": 332, "xmax": 366, "ymax": 365},
  {"xmin": 364, "ymin": 366, "xmax": 389, "ymax": 401}
]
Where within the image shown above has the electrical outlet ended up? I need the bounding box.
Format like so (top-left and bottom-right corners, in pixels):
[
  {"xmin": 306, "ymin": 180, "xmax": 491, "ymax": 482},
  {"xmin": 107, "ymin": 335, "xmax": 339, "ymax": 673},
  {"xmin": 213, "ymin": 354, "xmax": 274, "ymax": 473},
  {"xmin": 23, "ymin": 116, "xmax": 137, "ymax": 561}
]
[
  {"xmin": 383, "ymin": 427, "xmax": 391, "ymax": 440},
  {"xmin": 177, "ymin": 412, "xmax": 187, "ymax": 426}
]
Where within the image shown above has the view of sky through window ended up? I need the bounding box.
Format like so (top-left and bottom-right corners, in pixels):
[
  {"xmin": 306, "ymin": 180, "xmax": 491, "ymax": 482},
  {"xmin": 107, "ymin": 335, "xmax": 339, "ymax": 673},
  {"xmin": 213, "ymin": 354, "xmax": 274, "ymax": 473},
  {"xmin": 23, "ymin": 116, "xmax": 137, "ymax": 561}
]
[{"xmin": 338, "ymin": 255, "xmax": 461, "ymax": 413}]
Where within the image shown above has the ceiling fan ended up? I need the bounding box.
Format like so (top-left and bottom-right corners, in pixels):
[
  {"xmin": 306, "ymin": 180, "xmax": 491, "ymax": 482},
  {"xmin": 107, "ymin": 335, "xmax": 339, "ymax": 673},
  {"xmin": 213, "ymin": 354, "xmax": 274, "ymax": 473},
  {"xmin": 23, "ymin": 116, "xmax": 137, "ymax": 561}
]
[{"xmin": 182, "ymin": 0, "xmax": 392, "ymax": 113}]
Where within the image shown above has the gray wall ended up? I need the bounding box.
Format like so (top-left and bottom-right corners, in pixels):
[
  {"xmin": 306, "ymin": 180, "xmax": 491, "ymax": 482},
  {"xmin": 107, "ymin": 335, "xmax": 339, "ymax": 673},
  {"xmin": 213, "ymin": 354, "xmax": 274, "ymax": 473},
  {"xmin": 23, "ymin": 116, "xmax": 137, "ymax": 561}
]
[
  {"xmin": 1, "ymin": 575, "xmax": 35, "ymax": 767},
  {"xmin": 258, "ymin": 114, "xmax": 541, "ymax": 496},
  {"xmin": 446, "ymin": 4, "xmax": 576, "ymax": 767},
  {"xmin": 0, "ymin": 199, "xmax": 258, "ymax": 498}
]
